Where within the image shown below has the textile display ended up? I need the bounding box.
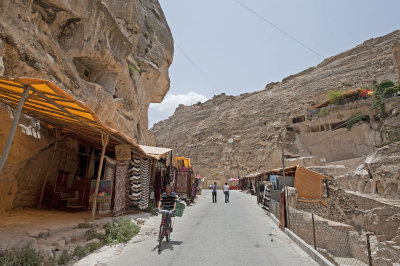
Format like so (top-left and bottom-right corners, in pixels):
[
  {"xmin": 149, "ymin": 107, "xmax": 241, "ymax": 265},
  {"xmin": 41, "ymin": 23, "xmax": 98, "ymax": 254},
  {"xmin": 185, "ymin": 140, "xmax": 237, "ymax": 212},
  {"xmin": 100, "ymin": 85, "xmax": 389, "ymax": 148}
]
[
  {"xmin": 175, "ymin": 170, "xmax": 190, "ymax": 194},
  {"xmin": 103, "ymin": 156, "xmax": 116, "ymax": 180},
  {"xmin": 113, "ymin": 162, "xmax": 128, "ymax": 216},
  {"xmin": 139, "ymin": 158, "xmax": 150, "ymax": 210},
  {"xmin": 89, "ymin": 180, "xmax": 112, "ymax": 203},
  {"xmin": 128, "ymin": 157, "xmax": 141, "ymax": 207}
]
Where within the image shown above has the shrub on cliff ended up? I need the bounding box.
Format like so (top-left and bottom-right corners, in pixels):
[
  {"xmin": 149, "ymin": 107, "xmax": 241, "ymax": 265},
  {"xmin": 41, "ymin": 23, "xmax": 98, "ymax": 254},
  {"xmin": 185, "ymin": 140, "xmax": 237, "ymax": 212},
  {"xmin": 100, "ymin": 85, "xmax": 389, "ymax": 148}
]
[
  {"xmin": 327, "ymin": 90, "xmax": 344, "ymax": 104},
  {"xmin": 371, "ymin": 80, "xmax": 396, "ymax": 119},
  {"xmin": 346, "ymin": 114, "xmax": 367, "ymax": 130}
]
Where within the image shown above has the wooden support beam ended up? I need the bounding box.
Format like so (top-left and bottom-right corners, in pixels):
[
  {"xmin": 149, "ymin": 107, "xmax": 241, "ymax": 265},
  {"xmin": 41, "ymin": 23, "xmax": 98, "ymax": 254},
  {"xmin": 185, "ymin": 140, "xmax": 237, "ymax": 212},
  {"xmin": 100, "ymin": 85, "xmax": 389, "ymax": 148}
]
[
  {"xmin": 0, "ymin": 86, "xmax": 30, "ymax": 174},
  {"xmin": 91, "ymin": 134, "xmax": 109, "ymax": 221}
]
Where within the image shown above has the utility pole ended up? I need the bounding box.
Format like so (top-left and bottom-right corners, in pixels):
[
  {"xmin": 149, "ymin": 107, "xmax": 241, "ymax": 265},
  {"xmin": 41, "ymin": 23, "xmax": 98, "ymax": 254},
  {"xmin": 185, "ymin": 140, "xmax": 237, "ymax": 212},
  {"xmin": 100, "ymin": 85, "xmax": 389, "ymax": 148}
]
[
  {"xmin": 281, "ymin": 136, "xmax": 286, "ymax": 189},
  {"xmin": 279, "ymin": 128, "xmax": 290, "ymax": 228},
  {"xmin": 278, "ymin": 128, "xmax": 286, "ymax": 189},
  {"xmin": 236, "ymin": 156, "xmax": 240, "ymax": 178}
]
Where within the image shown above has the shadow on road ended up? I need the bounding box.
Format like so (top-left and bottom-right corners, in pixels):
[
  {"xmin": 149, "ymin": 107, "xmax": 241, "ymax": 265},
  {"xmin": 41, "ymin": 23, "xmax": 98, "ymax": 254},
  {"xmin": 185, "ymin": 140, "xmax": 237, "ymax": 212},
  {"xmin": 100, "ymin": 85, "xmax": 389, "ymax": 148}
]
[{"xmin": 153, "ymin": 240, "xmax": 183, "ymax": 254}]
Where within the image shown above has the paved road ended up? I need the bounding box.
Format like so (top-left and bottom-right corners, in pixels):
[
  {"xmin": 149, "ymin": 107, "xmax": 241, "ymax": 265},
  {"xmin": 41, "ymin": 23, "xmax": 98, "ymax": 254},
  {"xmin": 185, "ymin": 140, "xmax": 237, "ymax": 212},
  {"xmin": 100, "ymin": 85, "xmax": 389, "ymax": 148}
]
[{"xmin": 108, "ymin": 190, "xmax": 317, "ymax": 266}]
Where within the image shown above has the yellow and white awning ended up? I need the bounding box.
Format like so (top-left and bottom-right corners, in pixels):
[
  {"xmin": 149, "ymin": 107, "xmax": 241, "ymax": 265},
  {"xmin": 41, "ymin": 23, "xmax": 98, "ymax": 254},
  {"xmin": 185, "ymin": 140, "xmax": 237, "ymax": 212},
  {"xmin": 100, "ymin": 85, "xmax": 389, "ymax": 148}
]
[{"xmin": 0, "ymin": 77, "xmax": 148, "ymax": 156}]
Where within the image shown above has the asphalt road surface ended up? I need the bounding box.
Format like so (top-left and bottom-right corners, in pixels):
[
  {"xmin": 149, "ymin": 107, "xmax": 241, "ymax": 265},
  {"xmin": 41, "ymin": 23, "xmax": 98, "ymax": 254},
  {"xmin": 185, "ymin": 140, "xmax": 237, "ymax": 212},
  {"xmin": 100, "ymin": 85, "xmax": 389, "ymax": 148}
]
[{"xmin": 106, "ymin": 190, "xmax": 317, "ymax": 266}]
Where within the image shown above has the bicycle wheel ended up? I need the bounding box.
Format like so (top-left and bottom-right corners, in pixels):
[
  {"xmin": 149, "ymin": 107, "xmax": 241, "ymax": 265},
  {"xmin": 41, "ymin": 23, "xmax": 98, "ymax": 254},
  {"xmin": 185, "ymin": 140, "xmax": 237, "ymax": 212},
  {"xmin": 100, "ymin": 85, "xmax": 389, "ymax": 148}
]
[
  {"xmin": 166, "ymin": 229, "xmax": 170, "ymax": 242},
  {"xmin": 158, "ymin": 224, "xmax": 164, "ymax": 253}
]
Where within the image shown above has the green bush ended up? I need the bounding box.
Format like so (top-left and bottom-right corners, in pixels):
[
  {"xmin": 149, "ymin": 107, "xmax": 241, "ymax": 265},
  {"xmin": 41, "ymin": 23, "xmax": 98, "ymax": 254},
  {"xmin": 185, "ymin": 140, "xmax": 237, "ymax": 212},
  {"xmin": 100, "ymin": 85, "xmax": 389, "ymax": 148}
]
[
  {"xmin": 0, "ymin": 245, "xmax": 41, "ymax": 266},
  {"xmin": 374, "ymin": 80, "xmax": 395, "ymax": 92},
  {"xmin": 57, "ymin": 250, "xmax": 71, "ymax": 265},
  {"xmin": 327, "ymin": 90, "xmax": 344, "ymax": 104},
  {"xmin": 104, "ymin": 218, "xmax": 140, "ymax": 245},
  {"xmin": 384, "ymin": 86, "xmax": 400, "ymax": 95},
  {"xmin": 73, "ymin": 245, "xmax": 89, "ymax": 259},
  {"xmin": 370, "ymin": 80, "xmax": 396, "ymax": 119},
  {"xmin": 318, "ymin": 107, "xmax": 329, "ymax": 117},
  {"xmin": 346, "ymin": 115, "xmax": 367, "ymax": 131}
]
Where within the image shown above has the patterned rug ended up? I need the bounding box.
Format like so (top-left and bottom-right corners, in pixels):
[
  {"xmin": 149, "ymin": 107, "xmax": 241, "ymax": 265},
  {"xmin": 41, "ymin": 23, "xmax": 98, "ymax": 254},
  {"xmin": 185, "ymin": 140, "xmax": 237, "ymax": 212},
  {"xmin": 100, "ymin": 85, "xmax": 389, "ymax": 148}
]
[
  {"xmin": 129, "ymin": 157, "xmax": 141, "ymax": 207},
  {"xmin": 139, "ymin": 158, "xmax": 150, "ymax": 210},
  {"xmin": 114, "ymin": 162, "xmax": 128, "ymax": 216}
]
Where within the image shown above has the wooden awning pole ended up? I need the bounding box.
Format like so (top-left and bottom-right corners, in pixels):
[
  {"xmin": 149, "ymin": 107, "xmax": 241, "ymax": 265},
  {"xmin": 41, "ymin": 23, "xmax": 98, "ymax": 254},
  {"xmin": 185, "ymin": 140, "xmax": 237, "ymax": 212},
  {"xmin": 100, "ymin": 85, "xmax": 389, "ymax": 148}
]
[
  {"xmin": 91, "ymin": 134, "xmax": 109, "ymax": 221},
  {"xmin": 0, "ymin": 86, "xmax": 30, "ymax": 175},
  {"xmin": 37, "ymin": 130, "xmax": 59, "ymax": 209}
]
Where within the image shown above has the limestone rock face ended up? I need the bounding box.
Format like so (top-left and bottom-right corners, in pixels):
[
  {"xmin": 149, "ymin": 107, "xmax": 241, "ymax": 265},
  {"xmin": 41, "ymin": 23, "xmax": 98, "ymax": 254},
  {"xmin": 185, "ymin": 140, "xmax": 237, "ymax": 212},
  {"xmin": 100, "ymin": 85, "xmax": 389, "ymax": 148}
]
[
  {"xmin": 0, "ymin": 0, "xmax": 173, "ymax": 212},
  {"xmin": 151, "ymin": 31, "xmax": 400, "ymax": 179},
  {"xmin": 342, "ymin": 142, "xmax": 400, "ymax": 197},
  {"xmin": 0, "ymin": 0, "xmax": 173, "ymax": 143}
]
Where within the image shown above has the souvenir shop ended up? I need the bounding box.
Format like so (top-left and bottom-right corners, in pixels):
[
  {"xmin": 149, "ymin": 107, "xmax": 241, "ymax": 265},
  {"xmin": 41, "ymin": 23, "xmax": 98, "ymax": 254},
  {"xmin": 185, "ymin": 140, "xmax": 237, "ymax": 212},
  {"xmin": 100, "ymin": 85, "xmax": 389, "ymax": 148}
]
[
  {"xmin": 0, "ymin": 77, "xmax": 155, "ymax": 220},
  {"xmin": 138, "ymin": 145, "xmax": 174, "ymax": 206}
]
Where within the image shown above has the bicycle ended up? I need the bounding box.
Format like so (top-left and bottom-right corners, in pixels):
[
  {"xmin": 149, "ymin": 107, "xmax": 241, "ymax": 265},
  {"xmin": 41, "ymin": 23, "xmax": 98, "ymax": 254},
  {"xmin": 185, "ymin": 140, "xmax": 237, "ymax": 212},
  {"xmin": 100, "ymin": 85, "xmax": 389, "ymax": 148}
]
[{"xmin": 158, "ymin": 209, "xmax": 175, "ymax": 253}]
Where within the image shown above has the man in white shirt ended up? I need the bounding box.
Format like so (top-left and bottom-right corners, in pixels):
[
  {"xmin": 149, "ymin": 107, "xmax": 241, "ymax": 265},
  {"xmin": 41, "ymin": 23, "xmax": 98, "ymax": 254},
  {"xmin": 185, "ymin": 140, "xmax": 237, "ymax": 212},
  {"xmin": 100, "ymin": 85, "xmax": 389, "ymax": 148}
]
[{"xmin": 223, "ymin": 183, "xmax": 230, "ymax": 203}]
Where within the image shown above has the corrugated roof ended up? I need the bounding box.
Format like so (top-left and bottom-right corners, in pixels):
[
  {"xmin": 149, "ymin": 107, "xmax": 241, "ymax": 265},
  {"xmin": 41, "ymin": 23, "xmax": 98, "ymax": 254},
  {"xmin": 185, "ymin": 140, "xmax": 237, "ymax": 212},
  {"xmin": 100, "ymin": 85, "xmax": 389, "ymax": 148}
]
[{"xmin": 0, "ymin": 77, "xmax": 149, "ymax": 157}]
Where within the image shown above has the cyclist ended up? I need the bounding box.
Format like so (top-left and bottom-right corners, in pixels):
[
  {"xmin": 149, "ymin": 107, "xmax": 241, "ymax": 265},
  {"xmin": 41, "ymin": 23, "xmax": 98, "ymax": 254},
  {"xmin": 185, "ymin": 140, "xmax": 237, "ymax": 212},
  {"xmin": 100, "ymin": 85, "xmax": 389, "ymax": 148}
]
[{"xmin": 158, "ymin": 184, "xmax": 177, "ymax": 232}]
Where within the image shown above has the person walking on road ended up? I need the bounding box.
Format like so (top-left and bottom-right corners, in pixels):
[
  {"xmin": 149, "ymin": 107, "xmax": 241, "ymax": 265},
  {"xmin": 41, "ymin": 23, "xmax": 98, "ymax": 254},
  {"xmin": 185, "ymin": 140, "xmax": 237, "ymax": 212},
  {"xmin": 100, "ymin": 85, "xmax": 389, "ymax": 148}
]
[
  {"xmin": 224, "ymin": 183, "xmax": 230, "ymax": 203},
  {"xmin": 212, "ymin": 182, "xmax": 217, "ymax": 203}
]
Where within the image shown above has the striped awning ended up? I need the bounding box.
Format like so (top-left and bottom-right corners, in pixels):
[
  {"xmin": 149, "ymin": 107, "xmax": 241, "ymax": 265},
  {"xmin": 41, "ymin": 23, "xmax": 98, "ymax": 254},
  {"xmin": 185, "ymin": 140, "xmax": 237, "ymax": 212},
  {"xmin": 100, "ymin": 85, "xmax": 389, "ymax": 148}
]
[{"xmin": 0, "ymin": 77, "xmax": 149, "ymax": 156}]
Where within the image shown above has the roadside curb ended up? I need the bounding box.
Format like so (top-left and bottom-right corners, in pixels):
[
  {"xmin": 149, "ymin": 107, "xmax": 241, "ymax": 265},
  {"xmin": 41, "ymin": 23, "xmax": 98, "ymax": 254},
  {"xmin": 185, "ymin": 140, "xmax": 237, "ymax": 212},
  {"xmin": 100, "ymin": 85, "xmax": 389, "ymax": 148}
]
[{"xmin": 265, "ymin": 212, "xmax": 334, "ymax": 266}]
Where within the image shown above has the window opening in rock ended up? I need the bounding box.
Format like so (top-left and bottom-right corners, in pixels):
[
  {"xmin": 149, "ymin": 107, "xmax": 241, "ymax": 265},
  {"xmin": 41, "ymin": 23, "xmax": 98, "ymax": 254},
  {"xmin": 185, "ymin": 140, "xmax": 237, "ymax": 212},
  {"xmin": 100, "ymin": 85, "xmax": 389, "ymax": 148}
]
[{"xmin": 292, "ymin": 115, "xmax": 306, "ymax": 124}]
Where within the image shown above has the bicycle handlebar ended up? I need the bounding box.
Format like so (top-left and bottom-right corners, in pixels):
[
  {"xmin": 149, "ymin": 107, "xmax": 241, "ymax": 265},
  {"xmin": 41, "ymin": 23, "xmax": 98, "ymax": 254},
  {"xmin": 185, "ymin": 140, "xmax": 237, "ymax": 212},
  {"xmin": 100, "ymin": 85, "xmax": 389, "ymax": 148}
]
[{"xmin": 159, "ymin": 209, "xmax": 174, "ymax": 214}]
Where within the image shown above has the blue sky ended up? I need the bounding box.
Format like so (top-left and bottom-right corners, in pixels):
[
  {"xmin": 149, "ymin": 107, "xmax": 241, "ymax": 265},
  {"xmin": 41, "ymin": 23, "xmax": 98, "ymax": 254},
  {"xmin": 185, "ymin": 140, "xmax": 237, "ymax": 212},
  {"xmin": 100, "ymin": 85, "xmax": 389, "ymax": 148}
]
[{"xmin": 149, "ymin": 0, "xmax": 400, "ymax": 127}]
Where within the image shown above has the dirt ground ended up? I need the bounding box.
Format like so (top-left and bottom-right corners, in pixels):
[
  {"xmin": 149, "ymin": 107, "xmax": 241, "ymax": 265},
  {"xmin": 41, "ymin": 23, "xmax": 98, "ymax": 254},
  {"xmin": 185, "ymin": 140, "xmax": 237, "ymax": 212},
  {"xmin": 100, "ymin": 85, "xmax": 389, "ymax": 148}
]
[{"xmin": 0, "ymin": 208, "xmax": 149, "ymax": 248}]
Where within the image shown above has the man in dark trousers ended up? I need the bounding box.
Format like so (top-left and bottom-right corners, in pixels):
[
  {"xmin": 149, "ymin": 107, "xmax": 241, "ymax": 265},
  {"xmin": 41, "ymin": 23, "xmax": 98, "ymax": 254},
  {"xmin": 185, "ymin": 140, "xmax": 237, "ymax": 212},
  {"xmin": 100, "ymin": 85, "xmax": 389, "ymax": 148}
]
[{"xmin": 212, "ymin": 182, "xmax": 217, "ymax": 203}]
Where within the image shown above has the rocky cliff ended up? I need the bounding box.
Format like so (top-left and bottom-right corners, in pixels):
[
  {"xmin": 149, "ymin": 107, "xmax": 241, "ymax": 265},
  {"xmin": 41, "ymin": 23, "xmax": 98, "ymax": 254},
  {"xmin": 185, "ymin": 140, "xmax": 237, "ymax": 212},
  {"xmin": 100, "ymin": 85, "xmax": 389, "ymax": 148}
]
[
  {"xmin": 0, "ymin": 0, "xmax": 173, "ymax": 212},
  {"xmin": 0, "ymin": 0, "xmax": 173, "ymax": 143},
  {"xmin": 151, "ymin": 31, "xmax": 400, "ymax": 181}
]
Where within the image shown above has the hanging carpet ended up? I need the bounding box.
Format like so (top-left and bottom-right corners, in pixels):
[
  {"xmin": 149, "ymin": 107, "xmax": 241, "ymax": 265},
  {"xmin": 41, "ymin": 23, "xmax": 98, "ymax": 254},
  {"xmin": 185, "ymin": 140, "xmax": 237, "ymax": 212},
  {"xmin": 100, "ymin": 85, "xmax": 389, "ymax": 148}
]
[
  {"xmin": 139, "ymin": 158, "xmax": 150, "ymax": 210},
  {"xmin": 113, "ymin": 162, "xmax": 128, "ymax": 216},
  {"xmin": 129, "ymin": 157, "xmax": 141, "ymax": 207}
]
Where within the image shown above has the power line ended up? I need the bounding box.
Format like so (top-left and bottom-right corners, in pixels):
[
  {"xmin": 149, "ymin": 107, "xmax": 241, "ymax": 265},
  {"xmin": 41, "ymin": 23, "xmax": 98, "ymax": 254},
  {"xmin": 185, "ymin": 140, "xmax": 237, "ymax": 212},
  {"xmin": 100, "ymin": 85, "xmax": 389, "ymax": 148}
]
[
  {"xmin": 232, "ymin": 0, "xmax": 325, "ymax": 59},
  {"xmin": 175, "ymin": 43, "xmax": 223, "ymax": 95}
]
